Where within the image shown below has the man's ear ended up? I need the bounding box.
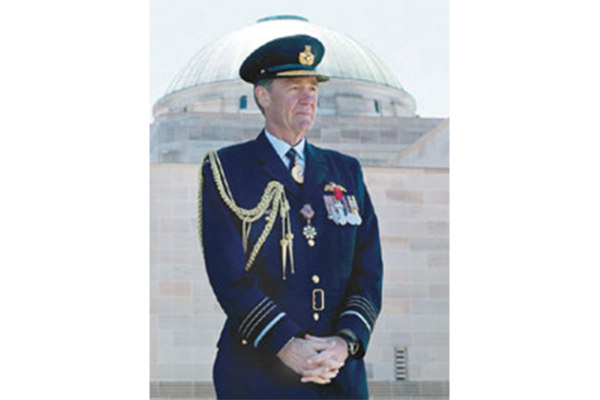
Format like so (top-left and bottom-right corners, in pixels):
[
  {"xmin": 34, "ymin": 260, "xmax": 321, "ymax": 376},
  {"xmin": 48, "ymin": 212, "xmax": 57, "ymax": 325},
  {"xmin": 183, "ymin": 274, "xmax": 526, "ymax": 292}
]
[{"xmin": 255, "ymin": 86, "xmax": 270, "ymax": 110}]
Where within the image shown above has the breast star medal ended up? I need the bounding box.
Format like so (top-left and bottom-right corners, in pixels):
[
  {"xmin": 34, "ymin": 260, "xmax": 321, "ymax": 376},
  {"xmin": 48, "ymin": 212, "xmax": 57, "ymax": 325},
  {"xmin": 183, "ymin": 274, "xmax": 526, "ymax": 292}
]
[
  {"xmin": 300, "ymin": 204, "xmax": 317, "ymax": 247},
  {"xmin": 291, "ymin": 162, "xmax": 304, "ymax": 184}
]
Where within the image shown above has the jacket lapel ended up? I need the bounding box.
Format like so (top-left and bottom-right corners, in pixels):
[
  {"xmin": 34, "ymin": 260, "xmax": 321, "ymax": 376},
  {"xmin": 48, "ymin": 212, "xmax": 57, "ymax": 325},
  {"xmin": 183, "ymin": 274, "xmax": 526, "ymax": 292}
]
[{"xmin": 302, "ymin": 141, "xmax": 330, "ymax": 201}]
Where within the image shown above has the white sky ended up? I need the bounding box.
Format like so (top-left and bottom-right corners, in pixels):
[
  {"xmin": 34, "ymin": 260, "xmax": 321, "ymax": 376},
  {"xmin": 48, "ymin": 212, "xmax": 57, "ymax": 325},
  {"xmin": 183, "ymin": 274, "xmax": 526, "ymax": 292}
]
[{"xmin": 150, "ymin": 0, "xmax": 449, "ymax": 121}]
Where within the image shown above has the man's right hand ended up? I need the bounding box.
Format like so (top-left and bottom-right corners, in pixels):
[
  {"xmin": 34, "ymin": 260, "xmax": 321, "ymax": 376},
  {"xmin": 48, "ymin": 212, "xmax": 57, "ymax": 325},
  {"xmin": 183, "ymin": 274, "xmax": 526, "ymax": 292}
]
[{"xmin": 277, "ymin": 337, "xmax": 338, "ymax": 384}]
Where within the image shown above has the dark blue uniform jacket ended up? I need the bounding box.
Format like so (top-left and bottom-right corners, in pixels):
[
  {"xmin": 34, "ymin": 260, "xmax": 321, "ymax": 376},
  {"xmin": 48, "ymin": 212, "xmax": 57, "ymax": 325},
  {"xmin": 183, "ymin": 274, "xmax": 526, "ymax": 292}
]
[{"xmin": 201, "ymin": 131, "xmax": 383, "ymax": 399}]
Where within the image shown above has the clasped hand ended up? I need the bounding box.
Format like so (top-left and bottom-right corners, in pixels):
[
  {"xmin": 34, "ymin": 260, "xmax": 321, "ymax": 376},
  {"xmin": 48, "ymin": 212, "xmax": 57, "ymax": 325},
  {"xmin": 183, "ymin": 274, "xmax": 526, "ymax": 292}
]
[{"xmin": 277, "ymin": 334, "xmax": 349, "ymax": 385}]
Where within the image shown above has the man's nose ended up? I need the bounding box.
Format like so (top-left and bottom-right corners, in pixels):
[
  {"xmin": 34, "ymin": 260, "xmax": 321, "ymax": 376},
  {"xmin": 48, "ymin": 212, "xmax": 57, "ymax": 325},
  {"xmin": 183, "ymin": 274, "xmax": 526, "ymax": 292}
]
[{"xmin": 299, "ymin": 91, "xmax": 317, "ymax": 104}]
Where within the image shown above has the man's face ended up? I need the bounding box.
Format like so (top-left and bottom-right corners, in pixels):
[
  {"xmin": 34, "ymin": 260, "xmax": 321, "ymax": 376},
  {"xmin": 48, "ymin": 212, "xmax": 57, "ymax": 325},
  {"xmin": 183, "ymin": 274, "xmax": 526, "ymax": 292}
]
[{"xmin": 261, "ymin": 76, "xmax": 319, "ymax": 138}]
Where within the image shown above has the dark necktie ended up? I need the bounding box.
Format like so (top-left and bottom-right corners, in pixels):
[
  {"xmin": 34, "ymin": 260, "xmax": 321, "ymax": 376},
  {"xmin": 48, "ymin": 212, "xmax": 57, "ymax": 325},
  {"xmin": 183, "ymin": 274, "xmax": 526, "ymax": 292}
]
[{"xmin": 286, "ymin": 148, "xmax": 299, "ymax": 174}]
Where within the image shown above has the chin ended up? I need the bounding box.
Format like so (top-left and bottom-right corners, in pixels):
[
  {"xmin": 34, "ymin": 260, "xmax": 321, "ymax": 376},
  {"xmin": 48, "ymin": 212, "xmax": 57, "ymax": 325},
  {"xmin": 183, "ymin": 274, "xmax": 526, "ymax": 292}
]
[
  {"xmin": 295, "ymin": 116, "xmax": 315, "ymax": 126},
  {"xmin": 295, "ymin": 121, "xmax": 314, "ymax": 133}
]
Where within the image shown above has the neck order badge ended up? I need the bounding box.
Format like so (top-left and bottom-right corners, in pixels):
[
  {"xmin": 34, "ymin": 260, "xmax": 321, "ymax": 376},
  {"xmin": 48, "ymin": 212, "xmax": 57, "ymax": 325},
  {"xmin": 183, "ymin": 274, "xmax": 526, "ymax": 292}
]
[
  {"xmin": 286, "ymin": 148, "xmax": 304, "ymax": 184},
  {"xmin": 291, "ymin": 163, "xmax": 304, "ymax": 184}
]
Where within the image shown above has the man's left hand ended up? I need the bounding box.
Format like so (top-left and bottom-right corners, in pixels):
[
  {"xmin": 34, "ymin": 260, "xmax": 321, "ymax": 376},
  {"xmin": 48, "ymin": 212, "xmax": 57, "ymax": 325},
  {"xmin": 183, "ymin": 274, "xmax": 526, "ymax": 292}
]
[{"xmin": 300, "ymin": 334, "xmax": 349, "ymax": 384}]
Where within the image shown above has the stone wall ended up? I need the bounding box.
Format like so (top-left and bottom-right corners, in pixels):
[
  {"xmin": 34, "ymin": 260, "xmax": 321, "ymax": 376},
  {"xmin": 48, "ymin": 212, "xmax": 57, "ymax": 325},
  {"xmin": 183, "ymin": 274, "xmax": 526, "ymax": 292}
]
[
  {"xmin": 150, "ymin": 162, "xmax": 449, "ymax": 397},
  {"xmin": 150, "ymin": 113, "xmax": 444, "ymax": 165}
]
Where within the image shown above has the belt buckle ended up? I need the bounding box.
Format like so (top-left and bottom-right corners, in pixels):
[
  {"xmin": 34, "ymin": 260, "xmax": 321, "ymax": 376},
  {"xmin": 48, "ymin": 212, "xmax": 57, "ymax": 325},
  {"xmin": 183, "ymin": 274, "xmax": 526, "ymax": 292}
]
[{"xmin": 312, "ymin": 288, "xmax": 325, "ymax": 311}]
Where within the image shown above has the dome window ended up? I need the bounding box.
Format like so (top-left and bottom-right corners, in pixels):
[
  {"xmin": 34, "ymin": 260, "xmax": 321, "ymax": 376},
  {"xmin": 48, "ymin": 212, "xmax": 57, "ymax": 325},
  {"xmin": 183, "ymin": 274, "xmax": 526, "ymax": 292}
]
[
  {"xmin": 239, "ymin": 95, "xmax": 248, "ymax": 110},
  {"xmin": 374, "ymin": 100, "xmax": 380, "ymax": 114}
]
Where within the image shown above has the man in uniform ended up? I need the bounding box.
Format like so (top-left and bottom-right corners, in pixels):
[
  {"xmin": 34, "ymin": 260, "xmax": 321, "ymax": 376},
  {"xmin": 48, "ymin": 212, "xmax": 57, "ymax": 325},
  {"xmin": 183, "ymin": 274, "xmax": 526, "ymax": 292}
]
[{"xmin": 199, "ymin": 34, "xmax": 383, "ymax": 399}]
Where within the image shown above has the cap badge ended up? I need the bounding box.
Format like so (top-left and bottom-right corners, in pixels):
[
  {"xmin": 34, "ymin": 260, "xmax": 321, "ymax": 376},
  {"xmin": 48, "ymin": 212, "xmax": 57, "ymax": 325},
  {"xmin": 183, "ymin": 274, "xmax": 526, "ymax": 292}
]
[{"xmin": 299, "ymin": 45, "xmax": 315, "ymax": 66}]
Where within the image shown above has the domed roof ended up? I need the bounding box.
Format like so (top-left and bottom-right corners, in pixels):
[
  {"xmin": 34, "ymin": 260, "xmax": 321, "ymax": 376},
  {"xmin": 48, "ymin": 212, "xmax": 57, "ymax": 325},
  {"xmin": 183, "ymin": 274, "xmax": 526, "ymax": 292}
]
[{"xmin": 165, "ymin": 15, "xmax": 404, "ymax": 95}]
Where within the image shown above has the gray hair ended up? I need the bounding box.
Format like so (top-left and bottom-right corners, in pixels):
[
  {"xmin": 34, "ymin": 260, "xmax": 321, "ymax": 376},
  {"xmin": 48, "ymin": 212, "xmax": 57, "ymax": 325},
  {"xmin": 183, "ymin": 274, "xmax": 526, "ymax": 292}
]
[{"xmin": 253, "ymin": 78, "xmax": 273, "ymax": 115}]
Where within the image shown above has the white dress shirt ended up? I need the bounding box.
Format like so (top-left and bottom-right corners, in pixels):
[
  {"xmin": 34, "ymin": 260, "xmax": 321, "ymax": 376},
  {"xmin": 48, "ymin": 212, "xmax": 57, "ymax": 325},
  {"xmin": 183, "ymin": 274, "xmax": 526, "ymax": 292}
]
[{"xmin": 264, "ymin": 129, "xmax": 306, "ymax": 171}]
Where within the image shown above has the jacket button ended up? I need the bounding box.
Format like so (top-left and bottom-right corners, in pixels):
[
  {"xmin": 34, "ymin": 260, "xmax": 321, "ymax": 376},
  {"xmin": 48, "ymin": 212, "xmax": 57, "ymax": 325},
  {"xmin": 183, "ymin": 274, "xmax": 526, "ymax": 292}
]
[
  {"xmin": 241, "ymin": 339, "xmax": 248, "ymax": 345},
  {"xmin": 312, "ymin": 275, "xmax": 320, "ymax": 284},
  {"xmin": 313, "ymin": 313, "xmax": 320, "ymax": 321}
]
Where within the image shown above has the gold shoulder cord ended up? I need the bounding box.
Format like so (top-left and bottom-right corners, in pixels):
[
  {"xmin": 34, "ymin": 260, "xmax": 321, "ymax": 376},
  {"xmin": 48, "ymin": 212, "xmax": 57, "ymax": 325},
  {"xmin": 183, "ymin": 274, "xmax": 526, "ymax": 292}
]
[{"xmin": 197, "ymin": 151, "xmax": 295, "ymax": 280}]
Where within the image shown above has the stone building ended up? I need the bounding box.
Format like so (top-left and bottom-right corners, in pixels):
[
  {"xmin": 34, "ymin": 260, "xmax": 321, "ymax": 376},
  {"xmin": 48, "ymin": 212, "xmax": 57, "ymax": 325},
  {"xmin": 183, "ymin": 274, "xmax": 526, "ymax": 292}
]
[{"xmin": 151, "ymin": 15, "xmax": 449, "ymax": 399}]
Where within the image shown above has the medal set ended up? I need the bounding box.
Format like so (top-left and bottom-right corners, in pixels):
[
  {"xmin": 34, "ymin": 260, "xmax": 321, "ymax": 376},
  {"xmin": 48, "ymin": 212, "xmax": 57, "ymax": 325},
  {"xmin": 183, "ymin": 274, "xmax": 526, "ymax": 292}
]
[
  {"xmin": 297, "ymin": 182, "xmax": 362, "ymax": 249},
  {"xmin": 322, "ymin": 182, "xmax": 362, "ymax": 226}
]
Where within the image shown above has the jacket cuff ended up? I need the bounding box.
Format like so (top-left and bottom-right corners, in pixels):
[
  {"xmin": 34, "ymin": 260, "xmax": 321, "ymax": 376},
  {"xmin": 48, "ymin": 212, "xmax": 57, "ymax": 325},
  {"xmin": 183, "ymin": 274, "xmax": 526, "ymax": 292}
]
[
  {"xmin": 237, "ymin": 297, "xmax": 302, "ymax": 357},
  {"xmin": 335, "ymin": 295, "xmax": 379, "ymax": 358}
]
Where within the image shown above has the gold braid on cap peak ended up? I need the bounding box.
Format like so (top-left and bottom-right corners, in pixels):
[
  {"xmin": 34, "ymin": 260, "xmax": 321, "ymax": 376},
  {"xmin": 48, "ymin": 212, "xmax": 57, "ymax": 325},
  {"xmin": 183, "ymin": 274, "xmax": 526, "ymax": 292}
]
[
  {"xmin": 275, "ymin": 70, "xmax": 320, "ymax": 77},
  {"xmin": 197, "ymin": 151, "xmax": 294, "ymax": 280}
]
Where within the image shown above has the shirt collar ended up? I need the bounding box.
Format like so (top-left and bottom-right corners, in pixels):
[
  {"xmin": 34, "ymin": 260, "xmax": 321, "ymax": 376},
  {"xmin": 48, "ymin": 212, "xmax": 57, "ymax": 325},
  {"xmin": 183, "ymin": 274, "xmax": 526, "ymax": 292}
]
[{"xmin": 264, "ymin": 129, "xmax": 306, "ymax": 161}]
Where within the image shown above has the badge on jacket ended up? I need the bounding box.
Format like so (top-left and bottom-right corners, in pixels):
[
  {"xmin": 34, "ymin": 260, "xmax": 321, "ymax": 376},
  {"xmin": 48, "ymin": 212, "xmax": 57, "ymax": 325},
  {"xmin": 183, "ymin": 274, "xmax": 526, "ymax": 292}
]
[{"xmin": 323, "ymin": 182, "xmax": 362, "ymax": 226}]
